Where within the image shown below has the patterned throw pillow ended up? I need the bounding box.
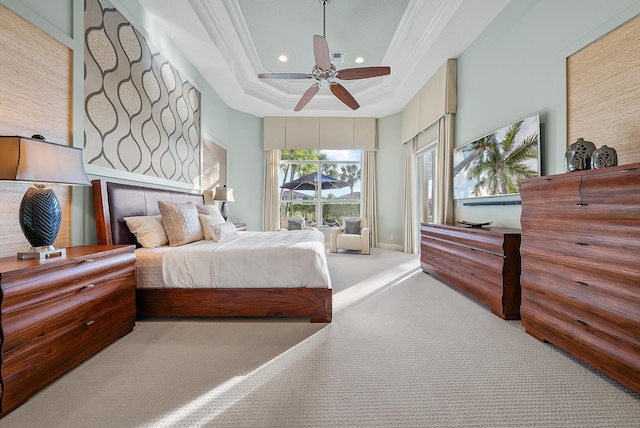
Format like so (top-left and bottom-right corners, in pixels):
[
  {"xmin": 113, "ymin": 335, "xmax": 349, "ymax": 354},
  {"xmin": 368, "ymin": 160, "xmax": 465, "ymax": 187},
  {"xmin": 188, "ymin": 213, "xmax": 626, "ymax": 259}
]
[
  {"xmin": 288, "ymin": 219, "xmax": 304, "ymax": 230},
  {"xmin": 344, "ymin": 219, "xmax": 361, "ymax": 235},
  {"xmin": 123, "ymin": 215, "xmax": 168, "ymax": 248},
  {"xmin": 158, "ymin": 201, "xmax": 203, "ymax": 246},
  {"xmin": 209, "ymin": 221, "xmax": 238, "ymax": 242}
]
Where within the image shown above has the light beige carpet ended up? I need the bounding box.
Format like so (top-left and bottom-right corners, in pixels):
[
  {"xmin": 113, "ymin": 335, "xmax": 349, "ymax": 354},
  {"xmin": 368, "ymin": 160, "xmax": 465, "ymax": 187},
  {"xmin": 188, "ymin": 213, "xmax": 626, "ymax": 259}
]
[{"xmin": 1, "ymin": 248, "xmax": 638, "ymax": 427}]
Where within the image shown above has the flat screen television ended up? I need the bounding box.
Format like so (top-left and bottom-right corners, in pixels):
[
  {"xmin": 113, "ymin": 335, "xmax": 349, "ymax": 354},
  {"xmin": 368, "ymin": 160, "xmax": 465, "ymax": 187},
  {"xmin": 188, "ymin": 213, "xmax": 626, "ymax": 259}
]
[{"xmin": 453, "ymin": 113, "xmax": 540, "ymax": 200}]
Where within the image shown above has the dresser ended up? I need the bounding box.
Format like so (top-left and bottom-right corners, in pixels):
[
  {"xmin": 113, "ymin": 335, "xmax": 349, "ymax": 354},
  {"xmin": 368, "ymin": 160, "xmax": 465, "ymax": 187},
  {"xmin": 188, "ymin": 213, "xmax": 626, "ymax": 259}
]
[
  {"xmin": 520, "ymin": 162, "xmax": 640, "ymax": 393},
  {"xmin": 0, "ymin": 245, "xmax": 136, "ymax": 416},
  {"xmin": 420, "ymin": 223, "xmax": 522, "ymax": 319}
]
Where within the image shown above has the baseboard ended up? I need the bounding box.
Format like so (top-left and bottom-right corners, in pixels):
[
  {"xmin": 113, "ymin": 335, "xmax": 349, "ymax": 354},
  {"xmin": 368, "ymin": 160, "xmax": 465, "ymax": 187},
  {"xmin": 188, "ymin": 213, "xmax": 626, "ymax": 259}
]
[{"xmin": 377, "ymin": 243, "xmax": 403, "ymax": 251}]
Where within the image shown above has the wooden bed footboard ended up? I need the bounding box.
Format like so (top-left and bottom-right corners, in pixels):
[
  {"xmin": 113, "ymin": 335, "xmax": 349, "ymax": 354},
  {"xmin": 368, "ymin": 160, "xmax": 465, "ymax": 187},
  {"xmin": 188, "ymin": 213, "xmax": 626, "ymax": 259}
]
[{"xmin": 136, "ymin": 287, "xmax": 332, "ymax": 323}]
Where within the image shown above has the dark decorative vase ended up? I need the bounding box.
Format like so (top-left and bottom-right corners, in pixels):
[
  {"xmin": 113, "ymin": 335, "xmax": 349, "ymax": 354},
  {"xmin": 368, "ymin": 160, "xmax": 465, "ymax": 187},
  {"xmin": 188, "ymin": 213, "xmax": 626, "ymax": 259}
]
[
  {"xmin": 565, "ymin": 138, "xmax": 596, "ymax": 172},
  {"xmin": 19, "ymin": 186, "xmax": 61, "ymax": 248},
  {"xmin": 591, "ymin": 145, "xmax": 618, "ymax": 168}
]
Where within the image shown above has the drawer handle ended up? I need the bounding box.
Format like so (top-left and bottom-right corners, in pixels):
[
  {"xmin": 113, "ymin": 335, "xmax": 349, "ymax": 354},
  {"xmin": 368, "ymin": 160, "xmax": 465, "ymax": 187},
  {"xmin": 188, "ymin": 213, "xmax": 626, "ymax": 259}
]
[
  {"xmin": 81, "ymin": 283, "xmax": 95, "ymax": 290},
  {"xmin": 83, "ymin": 258, "xmax": 95, "ymax": 263},
  {"xmin": 575, "ymin": 320, "xmax": 588, "ymax": 327},
  {"xmin": 575, "ymin": 203, "xmax": 588, "ymax": 206},
  {"xmin": 576, "ymin": 281, "xmax": 589, "ymax": 287},
  {"xmin": 576, "ymin": 242, "xmax": 588, "ymax": 246},
  {"xmin": 84, "ymin": 320, "xmax": 95, "ymax": 326},
  {"xmin": 544, "ymin": 178, "xmax": 552, "ymax": 181}
]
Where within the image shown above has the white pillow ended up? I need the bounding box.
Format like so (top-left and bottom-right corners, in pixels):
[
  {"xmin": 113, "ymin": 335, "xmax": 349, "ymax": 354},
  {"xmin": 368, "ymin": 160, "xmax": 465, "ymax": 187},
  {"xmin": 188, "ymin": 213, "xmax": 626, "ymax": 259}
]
[
  {"xmin": 208, "ymin": 221, "xmax": 238, "ymax": 242},
  {"xmin": 199, "ymin": 213, "xmax": 226, "ymax": 240},
  {"xmin": 123, "ymin": 215, "xmax": 168, "ymax": 248},
  {"xmin": 196, "ymin": 204, "xmax": 226, "ymax": 223}
]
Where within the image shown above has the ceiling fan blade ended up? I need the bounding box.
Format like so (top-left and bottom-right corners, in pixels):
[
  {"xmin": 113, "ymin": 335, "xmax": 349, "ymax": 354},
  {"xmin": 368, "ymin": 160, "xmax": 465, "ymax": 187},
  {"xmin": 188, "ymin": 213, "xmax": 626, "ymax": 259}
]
[
  {"xmin": 336, "ymin": 66, "xmax": 391, "ymax": 80},
  {"xmin": 258, "ymin": 73, "xmax": 313, "ymax": 79},
  {"xmin": 330, "ymin": 83, "xmax": 360, "ymax": 110},
  {"xmin": 313, "ymin": 35, "xmax": 331, "ymax": 71},
  {"xmin": 294, "ymin": 83, "xmax": 320, "ymax": 111}
]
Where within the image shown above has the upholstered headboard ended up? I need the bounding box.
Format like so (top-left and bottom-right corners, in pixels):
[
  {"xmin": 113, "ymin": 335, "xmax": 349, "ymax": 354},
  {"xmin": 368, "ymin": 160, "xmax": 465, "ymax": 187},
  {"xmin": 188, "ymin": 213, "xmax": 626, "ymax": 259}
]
[{"xmin": 92, "ymin": 179, "xmax": 204, "ymax": 246}]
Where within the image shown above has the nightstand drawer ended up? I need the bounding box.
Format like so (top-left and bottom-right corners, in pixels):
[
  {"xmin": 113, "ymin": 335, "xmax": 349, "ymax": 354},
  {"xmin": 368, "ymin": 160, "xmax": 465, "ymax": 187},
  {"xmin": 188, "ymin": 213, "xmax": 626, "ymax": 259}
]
[
  {"xmin": 1, "ymin": 250, "xmax": 135, "ymax": 312},
  {"xmin": 2, "ymin": 267, "xmax": 135, "ymax": 354},
  {"xmin": 1, "ymin": 300, "xmax": 136, "ymax": 413}
]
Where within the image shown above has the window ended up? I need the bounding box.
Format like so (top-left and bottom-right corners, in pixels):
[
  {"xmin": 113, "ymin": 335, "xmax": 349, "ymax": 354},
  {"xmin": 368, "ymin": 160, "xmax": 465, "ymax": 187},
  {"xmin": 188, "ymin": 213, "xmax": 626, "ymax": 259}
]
[
  {"xmin": 417, "ymin": 146, "xmax": 437, "ymax": 223},
  {"xmin": 280, "ymin": 150, "xmax": 361, "ymax": 227}
]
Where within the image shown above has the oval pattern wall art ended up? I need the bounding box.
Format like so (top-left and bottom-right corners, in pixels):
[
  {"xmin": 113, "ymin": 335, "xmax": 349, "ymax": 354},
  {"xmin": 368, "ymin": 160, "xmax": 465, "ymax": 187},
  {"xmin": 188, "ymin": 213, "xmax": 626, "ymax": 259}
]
[{"xmin": 84, "ymin": 0, "xmax": 201, "ymax": 184}]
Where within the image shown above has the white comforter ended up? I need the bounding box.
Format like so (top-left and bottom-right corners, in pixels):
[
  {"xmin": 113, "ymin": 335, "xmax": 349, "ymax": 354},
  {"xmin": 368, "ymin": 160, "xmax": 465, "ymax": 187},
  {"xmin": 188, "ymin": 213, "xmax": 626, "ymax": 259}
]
[{"xmin": 160, "ymin": 230, "xmax": 331, "ymax": 289}]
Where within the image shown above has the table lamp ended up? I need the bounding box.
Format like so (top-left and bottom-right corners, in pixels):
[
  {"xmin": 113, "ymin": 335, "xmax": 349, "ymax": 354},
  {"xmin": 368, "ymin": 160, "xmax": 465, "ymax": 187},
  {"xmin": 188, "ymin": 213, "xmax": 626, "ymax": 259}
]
[
  {"xmin": 0, "ymin": 136, "xmax": 91, "ymax": 259},
  {"xmin": 213, "ymin": 186, "xmax": 234, "ymax": 221}
]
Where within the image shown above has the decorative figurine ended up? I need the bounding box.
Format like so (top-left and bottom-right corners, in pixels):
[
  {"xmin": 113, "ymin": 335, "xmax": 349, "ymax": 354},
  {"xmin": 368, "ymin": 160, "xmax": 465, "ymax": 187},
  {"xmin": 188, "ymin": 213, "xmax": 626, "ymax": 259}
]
[
  {"xmin": 565, "ymin": 138, "xmax": 596, "ymax": 172},
  {"xmin": 591, "ymin": 145, "xmax": 618, "ymax": 169}
]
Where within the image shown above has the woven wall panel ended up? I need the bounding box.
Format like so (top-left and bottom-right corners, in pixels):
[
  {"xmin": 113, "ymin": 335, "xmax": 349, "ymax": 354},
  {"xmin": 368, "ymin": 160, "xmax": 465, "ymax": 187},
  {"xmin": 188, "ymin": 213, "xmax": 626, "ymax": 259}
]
[
  {"xmin": 567, "ymin": 13, "xmax": 640, "ymax": 165},
  {"xmin": 0, "ymin": 4, "xmax": 72, "ymax": 257},
  {"xmin": 84, "ymin": 0, "xmax": 201, "ymax": 184}
]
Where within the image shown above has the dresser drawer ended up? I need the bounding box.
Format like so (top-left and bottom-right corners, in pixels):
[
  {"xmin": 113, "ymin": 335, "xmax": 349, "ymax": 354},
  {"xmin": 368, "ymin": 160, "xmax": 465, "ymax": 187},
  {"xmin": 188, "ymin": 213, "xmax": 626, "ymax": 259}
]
[
  {"xmin": 521, "ymin": 253, "xmax": 638, "ymax": 301},
  {"xmin": 580, "ymin": 165, "xmax": 640, "ymax": 205},
  {"xmin": 420, "ymin": 224, "xmax": 451, "ymax": 241},
  {"xmin": 420, "ymin": 235, "xmax": 450, "ymax": 282},
  {"xmin": 1, "ymin": 250, "xmax": 135, "ymax": 313},
  {"xmin": 521, "ymin": 299, "xmax": 640, "ymax": 393},
  {"xmin": 521, "ymin": 204, "xmax": 640, "ymax": 250},
  {"xmin": 520, "ymin": 236, "xmax": 639, "ymax": 281},
  {"xmin": 449, "ymin": 267, "xmax": 503, "ymax": 313},
  {"xmin": 1, "ymin": 300, "xmax": 135, "ymax": 413},
  {"xmin": 2, "ymin": 268, "xmax": 135, "ymax": 354},
  {"xmin": 520, "ymin": 173, "xmax": 581, "ymax": 206},
  {"xmin": 446, "ymin": 228, "xmax": 506, "ymax": 256},
  {"xmin": 522, "ymin": 267, "xmax": 640, "ymax": 345}
]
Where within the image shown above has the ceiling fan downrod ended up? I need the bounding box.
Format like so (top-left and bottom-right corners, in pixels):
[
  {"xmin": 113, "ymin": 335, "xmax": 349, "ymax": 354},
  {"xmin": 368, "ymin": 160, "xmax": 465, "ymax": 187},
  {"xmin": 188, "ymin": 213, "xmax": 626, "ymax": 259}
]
[{"xmin": 319, "ymin": 0, "xmax": 330, "ymax": 38}]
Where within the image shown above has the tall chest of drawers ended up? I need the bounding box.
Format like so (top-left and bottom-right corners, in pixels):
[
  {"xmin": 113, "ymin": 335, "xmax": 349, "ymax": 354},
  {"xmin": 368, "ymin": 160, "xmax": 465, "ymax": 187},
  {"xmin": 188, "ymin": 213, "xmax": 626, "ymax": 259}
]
[
  {"xmin": 520, "ymin": 162, "xmax": 640, "ymax": 393},
  {"xmin": 0, "ymin": 245, "xmax": 136, "ymax": 416}
]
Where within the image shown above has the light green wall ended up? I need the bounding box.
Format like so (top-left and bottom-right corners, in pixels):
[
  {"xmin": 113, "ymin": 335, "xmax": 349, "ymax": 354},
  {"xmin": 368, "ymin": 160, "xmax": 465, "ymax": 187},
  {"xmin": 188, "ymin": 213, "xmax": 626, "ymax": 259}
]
[
  {"xmin": 227, "ymin": 109, "xmax": 264, "ymax": 231},
  {"xmin": 375, "ymin": 113, "xmax": 404, "ymax": 247},
  {"xmin": 455, "ymin": 0, "xmax": 640, "ymax": 228}
]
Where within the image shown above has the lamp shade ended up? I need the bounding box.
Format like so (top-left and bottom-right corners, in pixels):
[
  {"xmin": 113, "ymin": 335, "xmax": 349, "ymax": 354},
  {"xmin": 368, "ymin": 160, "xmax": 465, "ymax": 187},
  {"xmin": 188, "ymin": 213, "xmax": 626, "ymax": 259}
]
[
  {"xmin": 213, "ymin": 187, "xmax": 234, "ymax": 202},
  {"xmin": 0, "ymin": 136, "xmax": 91, "ymax": 259},
  {"xmin": 0, "ymin": 136, "xmax": 91, "ymax": 186}
]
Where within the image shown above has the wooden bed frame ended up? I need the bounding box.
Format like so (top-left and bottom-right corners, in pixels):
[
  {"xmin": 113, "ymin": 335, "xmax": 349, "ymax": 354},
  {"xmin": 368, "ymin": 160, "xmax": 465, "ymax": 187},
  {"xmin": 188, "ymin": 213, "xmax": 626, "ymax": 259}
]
[{"xmin": 92, "ymin": 179, "xmax": 332, "ymax": 323}]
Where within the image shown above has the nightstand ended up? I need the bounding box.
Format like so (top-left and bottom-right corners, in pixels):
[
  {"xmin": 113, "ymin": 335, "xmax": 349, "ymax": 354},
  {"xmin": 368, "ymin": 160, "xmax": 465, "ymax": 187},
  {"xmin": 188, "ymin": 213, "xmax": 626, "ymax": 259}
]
[
  {"xmin": 0, "ymin": 245, "xmax": 136, "ymax": 416},
  {"xmin": 234, "ymin": 223, "xmax": 247, "ymax": 231}
]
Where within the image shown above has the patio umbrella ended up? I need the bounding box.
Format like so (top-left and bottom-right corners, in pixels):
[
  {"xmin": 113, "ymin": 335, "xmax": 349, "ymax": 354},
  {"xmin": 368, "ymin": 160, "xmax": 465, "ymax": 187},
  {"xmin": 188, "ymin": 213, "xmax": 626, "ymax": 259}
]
[{"xmin": 280, "ymin": 172, "xmax": 350, "ymax": 191}]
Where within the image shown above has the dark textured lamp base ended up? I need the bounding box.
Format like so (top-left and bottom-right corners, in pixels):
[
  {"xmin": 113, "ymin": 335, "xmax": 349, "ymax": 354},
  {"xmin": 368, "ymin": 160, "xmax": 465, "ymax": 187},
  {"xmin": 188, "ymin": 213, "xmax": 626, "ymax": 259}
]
[
  {"xmin": 18, "ymin": 186, "xmax": 64, "ymax": 259},
  {"xmin": 220, "ymin": 201, "xmax": 229, "ymax": 221}
]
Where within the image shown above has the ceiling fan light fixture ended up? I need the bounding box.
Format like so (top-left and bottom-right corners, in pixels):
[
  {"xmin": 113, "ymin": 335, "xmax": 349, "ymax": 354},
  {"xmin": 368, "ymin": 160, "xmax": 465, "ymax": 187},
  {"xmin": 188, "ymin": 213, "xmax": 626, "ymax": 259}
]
[{"xmin": 257, "ymin": 0, "xmax": 390, "ymax": 111}]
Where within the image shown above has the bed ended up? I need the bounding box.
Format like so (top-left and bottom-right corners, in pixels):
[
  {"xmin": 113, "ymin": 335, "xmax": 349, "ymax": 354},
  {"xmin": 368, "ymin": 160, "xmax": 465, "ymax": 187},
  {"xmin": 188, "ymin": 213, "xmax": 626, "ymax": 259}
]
[{"xmin": 92, "ymin": 179, "xmax": 332, "ymax": 323}]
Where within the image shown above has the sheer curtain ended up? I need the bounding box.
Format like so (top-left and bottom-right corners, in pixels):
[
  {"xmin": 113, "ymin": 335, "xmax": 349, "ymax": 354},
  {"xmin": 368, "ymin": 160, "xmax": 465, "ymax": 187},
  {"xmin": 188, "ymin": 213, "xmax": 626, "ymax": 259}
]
[
  {"xmin": 263, "ymin": 149, "xmax": 280, "ymax": 231},
  {"xmin": 403, "ymin": 137, "xmax": 417, "ymax": 253},
  {"xmin": 361, "ymin": 150, "xmax": 377, "ymax": 247},
  {"xmin": 434, "ymin": 114, "xmax": 454, "ymax": 224}
]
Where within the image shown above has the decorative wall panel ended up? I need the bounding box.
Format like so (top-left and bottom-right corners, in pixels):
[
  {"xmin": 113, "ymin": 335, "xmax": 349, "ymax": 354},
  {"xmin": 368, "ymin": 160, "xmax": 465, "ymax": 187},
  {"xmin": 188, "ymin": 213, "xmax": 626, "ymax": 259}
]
[
  {"xmin": 84, "ymin": 0, "xmax": 201, "ymax": 184},
  {"xmin": 0, "ymin": 4, "xmax": 72, "ymax": 258},
  {"xmin": 567, "ymin": 13, "xmax": 640, "ymax": 165}
]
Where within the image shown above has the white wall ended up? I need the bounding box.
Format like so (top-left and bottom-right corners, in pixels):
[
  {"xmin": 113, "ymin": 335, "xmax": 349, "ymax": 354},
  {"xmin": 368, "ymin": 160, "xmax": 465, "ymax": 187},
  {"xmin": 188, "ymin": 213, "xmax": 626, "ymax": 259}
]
[{"xmin": 455, "ymin": 0, "xmax": 640, "ymax": 228}]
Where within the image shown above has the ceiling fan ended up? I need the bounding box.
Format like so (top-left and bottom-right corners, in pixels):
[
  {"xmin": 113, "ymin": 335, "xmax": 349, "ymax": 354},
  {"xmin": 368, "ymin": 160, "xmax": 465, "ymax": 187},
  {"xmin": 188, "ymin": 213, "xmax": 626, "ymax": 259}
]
[{"xmin": 257, "ymin": 0, "xmax": 391, "ymax": 111}]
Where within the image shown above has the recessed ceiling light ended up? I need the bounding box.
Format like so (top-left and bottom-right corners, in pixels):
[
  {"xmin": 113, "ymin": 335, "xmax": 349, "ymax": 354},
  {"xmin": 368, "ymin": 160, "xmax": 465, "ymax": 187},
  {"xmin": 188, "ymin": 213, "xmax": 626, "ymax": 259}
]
[
  {"xmin": 355, "ymin": 57, "xmax": 364, "ymax": 64},
  {"xmin": 279, "ymin": 55, "xmax": 288, "ymax": 62}
]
